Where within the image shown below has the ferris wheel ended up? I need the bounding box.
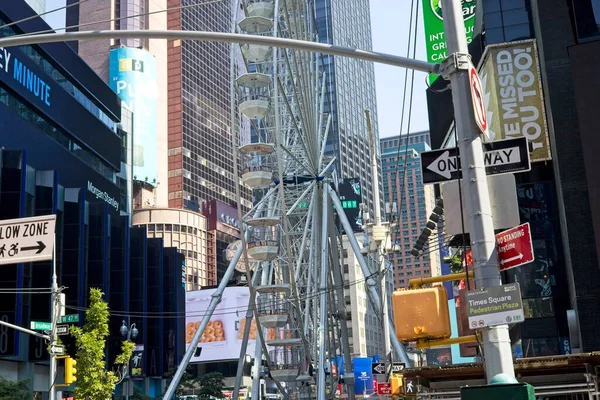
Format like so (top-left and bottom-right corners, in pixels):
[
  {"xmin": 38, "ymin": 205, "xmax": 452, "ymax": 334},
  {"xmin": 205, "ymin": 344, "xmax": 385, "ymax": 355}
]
[{"xmin": 167, "ymin": 1, "xmax": 408, "ymax": 399}]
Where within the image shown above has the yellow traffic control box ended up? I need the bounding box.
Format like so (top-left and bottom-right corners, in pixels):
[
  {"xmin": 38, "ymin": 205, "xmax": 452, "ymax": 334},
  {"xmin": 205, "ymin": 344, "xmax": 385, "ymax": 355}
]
[{"xmin": 392, "ymin": 286, "xmax": 451, "ymax": 342}]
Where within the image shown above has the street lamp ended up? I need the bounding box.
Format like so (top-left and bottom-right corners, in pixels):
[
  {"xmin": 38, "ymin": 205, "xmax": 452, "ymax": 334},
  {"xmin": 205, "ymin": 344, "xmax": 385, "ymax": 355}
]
[{"xmin": 121, "ymin": 319, "xmax": 139, "ymax": 400}]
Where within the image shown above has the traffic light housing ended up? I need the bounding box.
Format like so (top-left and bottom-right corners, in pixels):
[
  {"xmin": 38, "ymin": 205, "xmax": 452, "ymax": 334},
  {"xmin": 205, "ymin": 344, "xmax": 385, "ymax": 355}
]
[
  {"xmin": 65, "ymin": 356, "xmax": 77, "ymax": 384},
  {"xmin": 392, "ymin": 286, "xmax": 451, "ymax": 342}
]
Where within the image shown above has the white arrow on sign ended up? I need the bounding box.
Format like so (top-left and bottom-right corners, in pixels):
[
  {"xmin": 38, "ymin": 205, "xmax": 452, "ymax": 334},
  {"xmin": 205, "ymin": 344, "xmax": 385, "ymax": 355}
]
[
  {"xmin": 500, "ymin": 253, "xmax": 523, "ymax": 265},
  {"xmin": 427, "ymin": 146, "xmax": 522, "ymax": 179},
  {"xmin": 0, "ymin": 215, "xmax": 56, "ymax": 266},
  {"xmin": 426, "ymin": 151, "xmax": 457, "ymax": 179},
  {"xmin": 50, "ymin": 345, "xmax": 64, "ymax": 355},
  {"xmin": 373, "ymin": 363, "xmax": 385, "ymax": 374}
]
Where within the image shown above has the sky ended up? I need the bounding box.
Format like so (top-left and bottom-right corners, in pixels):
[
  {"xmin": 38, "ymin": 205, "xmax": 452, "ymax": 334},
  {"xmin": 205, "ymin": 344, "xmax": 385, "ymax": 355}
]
[
  {"xmin": 44, "ymin": 0, "xmax": 430, "ymax": 138},
  {"xmin": 370, "ymin": 0, "xmax": 430, "ymax": 138}
]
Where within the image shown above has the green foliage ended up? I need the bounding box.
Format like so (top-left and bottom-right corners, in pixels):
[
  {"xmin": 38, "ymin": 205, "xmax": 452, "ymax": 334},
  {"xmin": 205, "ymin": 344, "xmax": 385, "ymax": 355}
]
[
  {"xmin": 130, "ymin": 386, "xmax": 149, "ymax": 400},
  {"xmin": 0, "ymin": 377, "xmax": 29, "ymax": 400},
  {"xmin": 163, "ymin": 366, "xmax": 196, "ymax": 396},
  {"xmin": 70, "ymin": 288, "xmax": 134, "ymax": 400},
  {"xmin": 196, "ymin": 372, "xmax": 225, "ymax": 400},
  {"xmin": 448, "ymin": 253, "xmax": 464, "ymax": 274}
]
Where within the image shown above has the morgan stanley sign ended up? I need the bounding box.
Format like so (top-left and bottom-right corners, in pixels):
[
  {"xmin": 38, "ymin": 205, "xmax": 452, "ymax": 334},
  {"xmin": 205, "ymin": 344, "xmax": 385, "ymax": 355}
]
[{"xmin": 109, "ymin": 47, "xmax": 158, "ymax": 186}]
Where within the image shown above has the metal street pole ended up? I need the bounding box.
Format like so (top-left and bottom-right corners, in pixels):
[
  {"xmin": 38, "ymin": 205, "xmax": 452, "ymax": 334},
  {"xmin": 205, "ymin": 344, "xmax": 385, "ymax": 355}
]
[
  {"xmin": 49, "ymin": 235, "xmax": 58, "ymax": 400},
  {"xmin": 366, "ymin": 109, "xmax": 392, "ymax": 365},
  {"xmin": 439, "ymin": 0, "xmax": 515, "ymax": 381}
]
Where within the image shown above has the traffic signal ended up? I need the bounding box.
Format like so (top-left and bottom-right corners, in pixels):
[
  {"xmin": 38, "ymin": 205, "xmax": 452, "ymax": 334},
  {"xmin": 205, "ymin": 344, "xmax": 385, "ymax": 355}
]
[
  {"xmin": 65, "ymin": 357, "xmax": 77, "ymax": 384},
  {"xmin": 392, "ymin": 286, "xmax": 451, "ymax": 342}
]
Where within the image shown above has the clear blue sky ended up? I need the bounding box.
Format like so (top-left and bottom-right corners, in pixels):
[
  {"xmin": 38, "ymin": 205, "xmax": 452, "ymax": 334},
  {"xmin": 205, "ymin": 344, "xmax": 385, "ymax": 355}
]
[
  {"xmin": 45, "ymin": 0, "xmax": 430, "ymax": 138},
  {"xmin": 370, "ymin": 0, "xmax": 430, "ymax": 138}
]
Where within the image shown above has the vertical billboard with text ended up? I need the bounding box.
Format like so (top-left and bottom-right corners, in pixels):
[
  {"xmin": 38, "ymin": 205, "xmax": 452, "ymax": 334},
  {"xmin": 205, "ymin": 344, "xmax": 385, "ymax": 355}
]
[
  {"xmin": 185, "ymin": 287, "xmax": 257, "ymax": 362},
  {"xmin": 423, "ymin": 0, "xmax": 477, "ymax": 83},
  {"xmin": 109, "ymin": 47, "xmax": 158, "ymax": 186},
  {"xmin": 479, "ymin": 40, "xmax": 551, "ymax": 162},
  {"xmin": 336, "ymin": 178, "xmax": 363, "ymax": 233}
]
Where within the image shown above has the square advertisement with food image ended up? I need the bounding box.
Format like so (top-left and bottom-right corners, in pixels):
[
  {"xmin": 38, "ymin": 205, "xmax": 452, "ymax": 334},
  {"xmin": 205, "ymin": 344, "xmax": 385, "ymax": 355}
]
[{"xmin": 186, "ymin": 287, "xmax": 258, "ymax": 362}]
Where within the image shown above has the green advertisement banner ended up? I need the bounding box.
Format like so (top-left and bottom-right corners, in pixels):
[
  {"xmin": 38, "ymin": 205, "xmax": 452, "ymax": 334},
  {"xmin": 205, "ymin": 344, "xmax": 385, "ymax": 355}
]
[{"xmin": 422, "ymin": 0, "xmax": 477, "ymax": 83}]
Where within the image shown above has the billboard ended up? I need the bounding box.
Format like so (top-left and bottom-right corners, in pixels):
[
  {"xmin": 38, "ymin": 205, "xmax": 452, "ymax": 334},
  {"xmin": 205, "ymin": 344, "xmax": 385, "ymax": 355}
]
[
  {"xmin": 422, "ymin": 0, "xmax": 476, "ymax": 82},
  {"xmin": 185, "ymin": 287, "xmax": 257, "ymax": 362},
  {"xmin": 478, "ymin": 40, "xmax": 551, "ymax": 162},
  {"xmin": 336, "ymin": 178, "xmax": 363, "ymax": 232},
  {"xmin": 109, "ymin": 47, "xmax": 158, "ymax": 186}
]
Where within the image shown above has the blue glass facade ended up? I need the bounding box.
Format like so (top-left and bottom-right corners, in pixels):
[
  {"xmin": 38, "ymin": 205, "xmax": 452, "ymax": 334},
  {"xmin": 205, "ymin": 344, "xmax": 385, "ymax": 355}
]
[{"xmin": 0, "ymin": 2, "xmax": 186, "ymax": 395}]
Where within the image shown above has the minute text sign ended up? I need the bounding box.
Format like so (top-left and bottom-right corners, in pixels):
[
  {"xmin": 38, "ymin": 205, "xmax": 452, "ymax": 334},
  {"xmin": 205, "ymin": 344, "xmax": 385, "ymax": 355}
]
[
  {"xmin": 0, "ymin": 215, "xmax": 56, "ymax": 265},
  {"xmin": 421, "ymin": 137, "xmax": 530, "ymax": 185}
]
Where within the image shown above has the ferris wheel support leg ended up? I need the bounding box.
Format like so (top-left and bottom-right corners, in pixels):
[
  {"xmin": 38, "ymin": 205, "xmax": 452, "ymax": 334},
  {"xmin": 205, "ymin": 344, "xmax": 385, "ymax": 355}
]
[
  {"xmin": 327, "ymin": 185, "xmax": 412, "ymax": 367},
  {"xmin": 233, "ymin": 270, "xmax": 261, "ymax": 400},
  {"xmin": 162, "ymin": 242, "xmax": 245, "ymax": 400},
  {"xmin": 328, "ymin": 216, "xmax": 356, "ymax": 399},
  {"xmin": 317, "ymin": 185, "xmax": 331, "ymax": 400}
]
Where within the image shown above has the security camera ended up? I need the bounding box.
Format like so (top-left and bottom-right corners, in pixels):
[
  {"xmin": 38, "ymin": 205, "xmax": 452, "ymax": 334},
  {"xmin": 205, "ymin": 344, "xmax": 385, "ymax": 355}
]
[{"xmin": 392, "ymin": 243, "xmax": 401, "ymax": 254}]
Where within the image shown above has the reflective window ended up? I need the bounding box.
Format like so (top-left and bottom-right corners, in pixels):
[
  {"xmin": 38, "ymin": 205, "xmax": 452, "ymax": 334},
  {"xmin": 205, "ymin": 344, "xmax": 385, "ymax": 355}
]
[
  {"xmin": 573, "ymin": 0, "xmax": 600, "ymax": 41},
  {"xmin": 0, "ymin": 87, "xmax": 116, "ymax": 182},
  {"xmin": 0, "ymin": 20, "xmax": 118, "ymax": 132}
]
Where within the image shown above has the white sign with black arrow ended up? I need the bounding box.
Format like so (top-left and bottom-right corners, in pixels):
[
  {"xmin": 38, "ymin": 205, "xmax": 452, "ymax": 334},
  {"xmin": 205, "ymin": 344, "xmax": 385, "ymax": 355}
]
[
  {"xmin": 421, "ymin": 137, "xmax": 531, "ymax": 185},
  {"xmin": 0, "ymin": 215, "xmax": 56, "ymax": 266}
]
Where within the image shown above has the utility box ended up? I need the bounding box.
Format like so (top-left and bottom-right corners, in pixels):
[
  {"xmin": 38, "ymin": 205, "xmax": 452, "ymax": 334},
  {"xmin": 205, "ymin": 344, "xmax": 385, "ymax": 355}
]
[
  {"xmin": 461, "ymin": 383, "xmax": 535, "ymax": 400},
  {"xmin": 392, "ymin": 286, "xmax": 451, "ymax": 341}
]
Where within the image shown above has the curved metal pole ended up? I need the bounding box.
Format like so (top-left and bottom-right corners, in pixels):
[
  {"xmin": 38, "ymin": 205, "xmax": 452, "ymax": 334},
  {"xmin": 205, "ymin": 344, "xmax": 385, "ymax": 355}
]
[{"xmin": 0, "ymin": 30, "xmax": 439, "ymax": 74}]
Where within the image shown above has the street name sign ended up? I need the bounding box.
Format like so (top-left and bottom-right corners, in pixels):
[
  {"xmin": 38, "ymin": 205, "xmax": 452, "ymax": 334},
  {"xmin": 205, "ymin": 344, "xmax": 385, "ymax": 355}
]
[
  {"xmin": 377, "ymin": 382, "xmax": 392, "ymax": 395},
  {"xmin": 60, "ymin": 314, "xmax": 79, "ymax": 323},
  {"xmin": 469, "ymin": 65, "xmax": 488, "ymax": 135},
  {"xmin": 496, "ymin": 223, "xmax": 534, "ymax": 271},
  {"xmin": 372, "ymin": 362, "xmax": 386, "ymax": 374},
  {"xmin": 0, "ymin": 215, "xmax": 56, "ymax": 265},
  {"xmin": 421, "ymin": 137, "xmax": 531, "ymax": 185},
  {"xmin": 49, "ymin": 345, "xmax": 64, "ymax": 356},
  {"xmin": 57, "ymin": 324, "xmax": 69, "ymax": 336},
  {"xmin": 30, "ymin": 321, "xmax": 52, "ymax": 331},
  {"xmin": 466, "ymin": 283, "xmax": 525, "ymax": 329}
]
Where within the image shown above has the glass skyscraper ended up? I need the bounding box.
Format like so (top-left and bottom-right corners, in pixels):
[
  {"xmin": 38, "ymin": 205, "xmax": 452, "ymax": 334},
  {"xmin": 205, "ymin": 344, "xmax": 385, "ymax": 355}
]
[
  {"xmin": 166, "ymin": 0, "xmax": 252, "ymax": 212},
  {"xmin": 315, "ymin": 0, "xmax": 381, "ymax": 215},
  {"xmin": 380, "ymin": 132, "xmax": 441, "ymax": 289}
]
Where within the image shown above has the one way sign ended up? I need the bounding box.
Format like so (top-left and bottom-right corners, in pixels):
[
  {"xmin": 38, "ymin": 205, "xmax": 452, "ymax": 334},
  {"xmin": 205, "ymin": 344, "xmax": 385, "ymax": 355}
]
[{"xmin": 420, "ymin": 137, "xmax": 531, "ymax": 185}]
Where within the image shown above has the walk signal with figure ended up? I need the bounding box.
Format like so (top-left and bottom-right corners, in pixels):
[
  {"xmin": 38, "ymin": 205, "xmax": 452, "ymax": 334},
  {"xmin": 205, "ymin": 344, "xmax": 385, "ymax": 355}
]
[{"xmin": 65, "ymin": 357, "xmax": 77, "ymax": 384}]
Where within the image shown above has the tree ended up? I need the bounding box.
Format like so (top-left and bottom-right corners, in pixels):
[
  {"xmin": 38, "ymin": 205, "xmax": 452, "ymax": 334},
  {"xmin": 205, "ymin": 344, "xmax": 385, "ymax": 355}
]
[
  {"xmin": 70, "ymin": 288, "xmax": 134, "ymax": 400},
  {"xmin": 163, "ymin": 366, "xmax": 196, "ymax": 397},
  {"xmin": 196, "ymin": 372, "xmax": 225, "ymax": 400},
  {"xmin": 0, "ymin": 377, "xmax": 29, "ymax": 400}
]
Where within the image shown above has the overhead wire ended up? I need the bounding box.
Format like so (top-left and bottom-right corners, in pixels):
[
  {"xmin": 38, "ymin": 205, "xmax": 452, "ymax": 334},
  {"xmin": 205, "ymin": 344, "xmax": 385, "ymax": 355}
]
[
  {"xmin": 2, "ymin": 0, "xmax": 227, "ymax": 38},
  {"xmin": 63, "ymin": 265, "xmax": 386, "ymax": 320},
  {"xmin": 0, "ymin": 0, "xmax": 93, "ymax": 30}
]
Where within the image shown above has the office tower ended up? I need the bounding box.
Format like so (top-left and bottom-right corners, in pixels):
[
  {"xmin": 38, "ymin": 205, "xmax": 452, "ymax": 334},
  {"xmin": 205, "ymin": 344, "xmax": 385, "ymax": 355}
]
[
  {"xmin": 166, "ymin": 0, "xmax": 252, "ymax": 212},
  {"xmin": 342, "ymin": 236, "xmax": 386, "ymax": 358},
  {"xmin": 315, "ymin": 0, "xmax": 382, "ymax": 216},
  {"xmin": 380, "ymin": 132, "xmax": 441, "ymax": 289},
  {"xmin": 0, "ymin": 1, "xmax": 185, "ymax": 394}
]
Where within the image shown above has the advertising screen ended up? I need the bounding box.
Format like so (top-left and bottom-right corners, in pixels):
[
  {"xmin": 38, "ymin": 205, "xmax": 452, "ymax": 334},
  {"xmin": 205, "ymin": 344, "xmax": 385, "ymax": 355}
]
[
  {"xmin": 185, "ymin": 287, "xmax": 257, "ymax": 362},
  {"xmin": 336, "ymin": 178, "xmax": 363, "ymax": 233},
  {"xmin": 109, "ymin": 47, "xmax": 158, "ymax": 186}
]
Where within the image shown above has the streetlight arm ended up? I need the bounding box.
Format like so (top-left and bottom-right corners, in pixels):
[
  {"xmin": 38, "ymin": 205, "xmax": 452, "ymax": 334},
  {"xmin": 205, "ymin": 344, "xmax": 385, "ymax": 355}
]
[{"xmin": 0, "ymin": 30, "xmax": 440, "ymax": 74}]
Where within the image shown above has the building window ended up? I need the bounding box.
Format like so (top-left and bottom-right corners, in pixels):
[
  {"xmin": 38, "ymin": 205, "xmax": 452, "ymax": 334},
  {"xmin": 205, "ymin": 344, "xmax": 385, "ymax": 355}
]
[{"xmin": 572, "ymin": 0, "xmax": 600, "ymax": 41}]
